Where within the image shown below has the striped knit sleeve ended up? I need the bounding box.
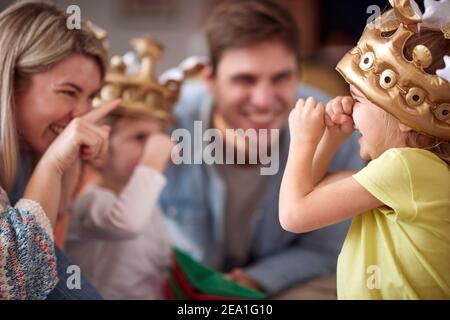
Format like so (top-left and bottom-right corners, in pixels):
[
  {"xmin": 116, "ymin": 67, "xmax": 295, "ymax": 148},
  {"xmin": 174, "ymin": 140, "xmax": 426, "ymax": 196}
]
[{"xmin": 0, "ymin": 190, "xmax": 58, "ymax": 300}]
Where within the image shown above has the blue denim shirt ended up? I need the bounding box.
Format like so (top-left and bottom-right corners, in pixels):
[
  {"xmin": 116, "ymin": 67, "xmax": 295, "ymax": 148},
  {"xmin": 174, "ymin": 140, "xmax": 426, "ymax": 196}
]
[{"xmin": 160, "ymin": 81, "xmax": 364, "ymax": 295}]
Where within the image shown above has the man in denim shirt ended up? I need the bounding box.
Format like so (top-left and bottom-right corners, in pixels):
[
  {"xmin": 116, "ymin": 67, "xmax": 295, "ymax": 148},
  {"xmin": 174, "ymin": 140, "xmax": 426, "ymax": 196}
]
[{"xmin": 160, "ymin": 0, "xmax": 364, "ymax": 296}]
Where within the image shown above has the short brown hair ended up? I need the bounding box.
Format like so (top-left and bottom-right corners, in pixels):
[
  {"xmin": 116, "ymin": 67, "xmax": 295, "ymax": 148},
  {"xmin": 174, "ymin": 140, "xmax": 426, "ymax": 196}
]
[{"xmin": 205, "ymin": 0, "xmax": 301, "ymax": 74}]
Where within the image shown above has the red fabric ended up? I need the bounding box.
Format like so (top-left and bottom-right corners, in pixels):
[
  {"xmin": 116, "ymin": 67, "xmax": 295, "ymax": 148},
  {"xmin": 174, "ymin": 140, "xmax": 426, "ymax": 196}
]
[{"xmin": 163, "ymin": 279, "xmax": 176, "ymax": 300}]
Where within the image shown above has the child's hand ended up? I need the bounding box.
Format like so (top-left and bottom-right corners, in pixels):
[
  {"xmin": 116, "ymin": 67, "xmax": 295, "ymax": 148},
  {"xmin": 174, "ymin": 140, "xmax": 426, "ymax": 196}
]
[
  {"xmin": 41, "ymin": 99, "xmax": 120, "ymax": 175},
  {"xmin": 140, "ymin": 133, "xmax": 175, "ymax": 173},
  {"xmin": 289, "ymin": 97, "xmax": 326, "ymax": 145},
  {"xmin": 324, "ymin": 96, "xmax": 354, "ymax": 141}
]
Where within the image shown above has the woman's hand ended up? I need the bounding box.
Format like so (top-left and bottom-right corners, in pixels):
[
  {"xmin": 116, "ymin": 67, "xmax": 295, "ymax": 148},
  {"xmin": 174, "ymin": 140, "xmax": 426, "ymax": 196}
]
[
  {"xmin": 41, "ymin": 99, "xmax": 120, "ymax": 175},
  {"xmin": 289, "ymin": 97, "xmax": 326, "ymax": 146},
  {"xmin": 23, "ymin": 99, "xmax": 120, "ymax": 226},
  {"xmin": 324, "ymin": 96, "xmax": 354, "ymax": 142},
  {"xmin": 140, "ymin": 132, "xmax": 175, "ymax": 173},
  {"xmin": 59, "ymin": 159, "xmax": 82, "ymax": 215}
]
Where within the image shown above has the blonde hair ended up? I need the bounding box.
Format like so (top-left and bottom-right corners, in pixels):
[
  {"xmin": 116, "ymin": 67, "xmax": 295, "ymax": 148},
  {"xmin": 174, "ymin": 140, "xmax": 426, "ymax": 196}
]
[
  {"xmin": 405, "ymin": 132, "xmax": 450, "ymax": 166},
  {"xmin": 383, "ymin": 111, "xmax": 450, "ymax": 166},
  {"xmin": 0, "ymin": 0, "xmax": 107, "ymax": 191}
]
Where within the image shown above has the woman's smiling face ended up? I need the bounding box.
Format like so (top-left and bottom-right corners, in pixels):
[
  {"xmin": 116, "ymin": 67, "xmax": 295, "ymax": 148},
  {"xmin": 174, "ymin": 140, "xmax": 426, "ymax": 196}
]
[{"xmin": 14, "ymin": 53, "xmax": 102, "ymax": 154}]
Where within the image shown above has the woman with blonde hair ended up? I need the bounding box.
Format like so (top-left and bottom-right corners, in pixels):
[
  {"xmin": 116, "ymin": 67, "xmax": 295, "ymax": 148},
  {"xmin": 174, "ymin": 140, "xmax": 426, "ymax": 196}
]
[{"xmin": 0, "ymin": 0, "xmax": 119, "ymax": 299}]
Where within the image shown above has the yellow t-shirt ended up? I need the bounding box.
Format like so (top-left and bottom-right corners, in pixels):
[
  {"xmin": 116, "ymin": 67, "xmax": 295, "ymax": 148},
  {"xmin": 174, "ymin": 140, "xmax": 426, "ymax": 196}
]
[{"xmin": 337, "ymin": 148, "xmax": 450, "ymax": 300}]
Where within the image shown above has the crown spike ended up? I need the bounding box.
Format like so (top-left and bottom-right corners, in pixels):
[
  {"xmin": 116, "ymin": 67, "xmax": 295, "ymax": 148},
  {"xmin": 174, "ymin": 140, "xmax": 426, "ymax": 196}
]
[
  {"xmin": 389, "ymin": 0, "xmax": 422, "ymax": 27},
  {"xmin": 130, "ymin": 37, "xmax": 163, "ymax": 80}
]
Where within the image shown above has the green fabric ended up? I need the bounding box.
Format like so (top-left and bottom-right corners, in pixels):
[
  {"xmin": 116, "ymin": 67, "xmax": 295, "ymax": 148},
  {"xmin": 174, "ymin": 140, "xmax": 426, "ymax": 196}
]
[{"xmin": 173, "ymin": 248, "xmax": 267, "ymax": 299}]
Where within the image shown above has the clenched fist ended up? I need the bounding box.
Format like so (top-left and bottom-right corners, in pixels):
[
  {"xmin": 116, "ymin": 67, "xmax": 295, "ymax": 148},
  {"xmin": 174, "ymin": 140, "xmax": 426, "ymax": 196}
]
[{"xmin": 140, "ymin": 132, "xmax": 175, "ymax": 173}]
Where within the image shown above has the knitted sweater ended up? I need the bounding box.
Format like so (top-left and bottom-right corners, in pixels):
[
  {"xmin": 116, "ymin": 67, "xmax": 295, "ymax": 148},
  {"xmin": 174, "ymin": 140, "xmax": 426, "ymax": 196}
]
[{"xmin": 0, "ymin": 188, "xmax": 58, "ymax": 299}]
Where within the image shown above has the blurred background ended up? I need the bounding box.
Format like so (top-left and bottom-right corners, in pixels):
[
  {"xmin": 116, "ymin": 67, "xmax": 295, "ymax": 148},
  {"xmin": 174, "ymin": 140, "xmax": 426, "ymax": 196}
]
[{"xmin": 1, "ymin": 0, "xmax": 426, "ymax": 96}]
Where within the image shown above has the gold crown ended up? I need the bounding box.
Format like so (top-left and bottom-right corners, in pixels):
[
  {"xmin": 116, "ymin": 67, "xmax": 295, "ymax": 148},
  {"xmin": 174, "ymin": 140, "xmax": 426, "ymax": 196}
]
[
  {"xmin": 336, "ymin": 0, "xmax": 450, "ymax": 140},
  {"xmin": 93, "ymin": 37, "xmax": 206, "ymax": 122}
]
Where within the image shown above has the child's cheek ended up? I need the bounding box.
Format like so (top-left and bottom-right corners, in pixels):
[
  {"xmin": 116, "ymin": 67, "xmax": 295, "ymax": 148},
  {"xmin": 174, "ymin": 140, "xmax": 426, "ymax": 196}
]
[
  {"xmin": 352, "ymin": 109, "xmax": 360, "ymax": 127},
  {"xmin": 353, "ymin": 105, "xmax": 367, "ymax": 128},
  {"xmin": 112, "ymin": 143, "xmax": 142, "ymax": 180},
  {"xmin": 127, "ymin": 142, "xmax": 146, "ymax": 171}
]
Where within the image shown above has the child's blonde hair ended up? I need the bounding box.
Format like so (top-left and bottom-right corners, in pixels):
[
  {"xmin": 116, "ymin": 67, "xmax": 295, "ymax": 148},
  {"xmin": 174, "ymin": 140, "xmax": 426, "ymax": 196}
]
[
  {"xmin": 383, "ymin": 111, "xmax": 450, "ymax": 166},
  {"xmin": 0, "ymin": 0, "xmax": 107, "ymax": 191}
]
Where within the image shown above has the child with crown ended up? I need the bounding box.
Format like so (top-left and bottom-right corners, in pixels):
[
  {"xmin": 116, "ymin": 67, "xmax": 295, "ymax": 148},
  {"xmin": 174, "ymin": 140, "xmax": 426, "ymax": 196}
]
[
  {"xmin": 279, "ymin": 0, "xmax": 450, "ymax": 299},
  {"xmin": 64, "ymin": 37, "xmax": 192, "ymax": 300}
]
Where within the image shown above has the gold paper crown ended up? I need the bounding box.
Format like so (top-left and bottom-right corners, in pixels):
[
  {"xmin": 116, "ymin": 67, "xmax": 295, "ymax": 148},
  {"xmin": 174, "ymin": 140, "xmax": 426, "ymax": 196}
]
[
  {"xmin": 336, "ymin": 0, "xmax": 450, "ymax": 140},
  {"xmin": 93, "ymin": 37, "xmax": 206, "ymax": 122}
]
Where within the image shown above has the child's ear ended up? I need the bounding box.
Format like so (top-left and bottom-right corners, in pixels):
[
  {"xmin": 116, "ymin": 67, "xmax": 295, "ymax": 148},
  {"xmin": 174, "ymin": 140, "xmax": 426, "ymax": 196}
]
[{"xmin": 398, "ymin": 123, "xmax": 413, "ymax": 133}]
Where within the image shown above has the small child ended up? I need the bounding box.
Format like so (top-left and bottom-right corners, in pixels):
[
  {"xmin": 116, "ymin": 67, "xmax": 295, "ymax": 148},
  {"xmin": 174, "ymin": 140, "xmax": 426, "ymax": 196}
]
[
  {"xmin": 65, "ymin": 112, "xmax": 174, "ymax": 300},
  {"xmin": 279, "ymin": 0, "xmax": 450, "ymax": 299}
]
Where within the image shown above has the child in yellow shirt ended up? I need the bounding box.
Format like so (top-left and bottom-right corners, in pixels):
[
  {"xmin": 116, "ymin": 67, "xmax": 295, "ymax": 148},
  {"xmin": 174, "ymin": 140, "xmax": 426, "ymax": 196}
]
[{"xmin": 279, "ymin": 0, "xmax": 450, "ymax": 299}]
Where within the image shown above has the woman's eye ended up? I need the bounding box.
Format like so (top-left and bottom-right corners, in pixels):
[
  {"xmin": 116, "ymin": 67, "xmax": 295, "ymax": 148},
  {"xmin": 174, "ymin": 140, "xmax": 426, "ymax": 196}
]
[{"xmin": 62, "ymin": 90, "xmax": 77, "ymax": 98}]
